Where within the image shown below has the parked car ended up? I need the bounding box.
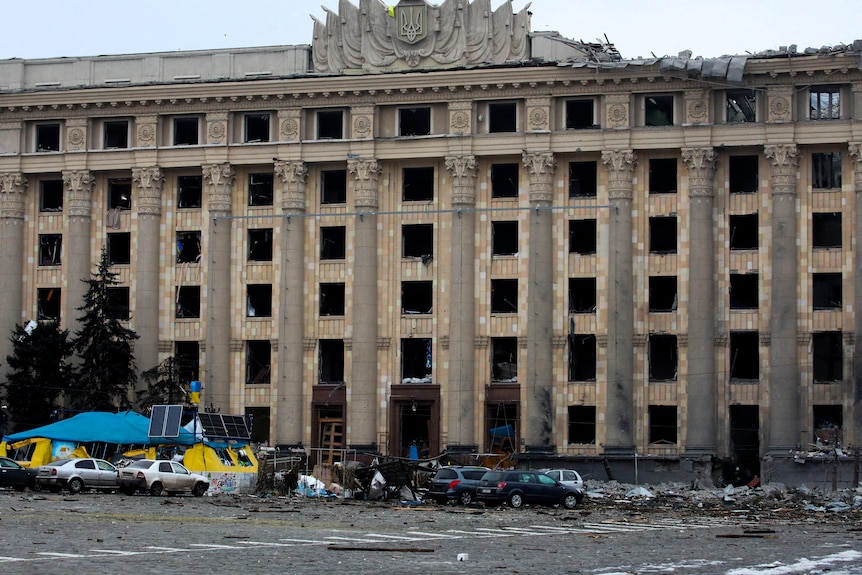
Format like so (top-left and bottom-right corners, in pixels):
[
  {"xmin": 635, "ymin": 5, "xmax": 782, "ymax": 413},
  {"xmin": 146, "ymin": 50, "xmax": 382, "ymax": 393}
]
[
  {"xmin": 476, "ymin": 469, "xmax": 583, "ymax": 509},
  {"xmin": 36, "ymin": 458, "xmax": 120, "ymax": 493},
  {"xmin": 539, "ymin": 469, "xmax": 586, "ymax": 494},
  {"xmin": 118, "ymin": 459, "xmax": 209, "ymax": 496},
  {"xmin": 0, "ymin": 456, "xmax": 39, "ymax": 491},
  {"xmin": 425, "ymin": 466, "xmax": 490, "ymax": 505}
]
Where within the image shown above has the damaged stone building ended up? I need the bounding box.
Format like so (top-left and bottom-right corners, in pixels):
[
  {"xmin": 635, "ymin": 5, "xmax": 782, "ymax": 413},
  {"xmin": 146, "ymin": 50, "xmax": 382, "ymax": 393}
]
[{"xmin": 1, "ymin": 0, "xmax": 861, "ymax": 486}]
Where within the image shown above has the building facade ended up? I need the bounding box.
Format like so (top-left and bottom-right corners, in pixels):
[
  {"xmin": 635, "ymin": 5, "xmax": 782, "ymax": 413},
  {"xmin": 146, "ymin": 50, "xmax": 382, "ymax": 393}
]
[{"xmin": 1, "ymin": 0, "xmax": 861, "ymax": 485}]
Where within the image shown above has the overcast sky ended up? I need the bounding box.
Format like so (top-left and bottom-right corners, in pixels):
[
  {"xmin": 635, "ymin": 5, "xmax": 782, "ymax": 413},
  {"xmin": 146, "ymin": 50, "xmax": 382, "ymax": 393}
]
[{"xmin": 2, "ymin": 0, "xmax": 858, "ymax": 61}]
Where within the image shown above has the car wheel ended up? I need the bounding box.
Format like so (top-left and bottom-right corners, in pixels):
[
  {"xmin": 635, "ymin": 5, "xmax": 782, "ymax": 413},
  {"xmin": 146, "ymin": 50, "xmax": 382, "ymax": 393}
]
[
  {"xmin": 68, "ymin": 477, "xmax": 84, "ymax": 494},
  {"xmin": 563, "ymin": 493, "xmax": 579, "ymax": 509},
  {"xmin": 192, "ymin": 482, "xmax": 208, "ymax": 497},
  {"xmin": 31, "ymin": 480, "xmax": 42, "ymax": 492},
  {"xmin": 458, "ymin": 490, "xmax": 473, "ymax": 506},
  {"xmin": 508, "ymin": 492, "xmax": 524, "ymax": 508},
  {"xmin": 149, "ymin": 481, "xmax": 164, "ymax": 496}
]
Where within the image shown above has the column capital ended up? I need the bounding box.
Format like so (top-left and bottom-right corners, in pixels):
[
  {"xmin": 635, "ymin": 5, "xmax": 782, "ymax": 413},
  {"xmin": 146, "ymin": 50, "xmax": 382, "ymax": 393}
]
[
  {"xmin": 62, "ymin": 170, "xmax": 95, "ymax": 217},
  {"xmin": 444, "ymin": 155, "xmax": 478, "ymax": 206},
  {"xmin": 348, "ymin": 158, "xmax": 380, "ymax": 209},
  {"xmin": 764, "ymin": 144, "xmax": 798, "ymax": 197},
  {"xmin": 274, "ymin": 160, "xmax": 308, "ymax": 213},
  {"xmin": 132, "ymin": 166, "xmax": 165, "ymax": 216},
  {"xmin": 0, "ymin": 172, "xmax": 27, "ymax": 219},
  {"xmin": 602, "ymin": 149, "xmax": 637, "ymax": 200},
  {"xmin": 522, "ymin": 151, "xmax": 556, "ymax": 204},
  {"xmin": 681, "ymin": 147, "xmax": 717, "ymax": 198},
  {"xmin": 202, "ymin": 163, "xmax": 235, "ymax": 214}
]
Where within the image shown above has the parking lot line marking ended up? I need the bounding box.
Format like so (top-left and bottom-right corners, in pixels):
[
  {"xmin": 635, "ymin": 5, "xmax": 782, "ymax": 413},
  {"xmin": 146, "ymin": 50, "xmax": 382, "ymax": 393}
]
[
  {"xmin": 90, "ymin": 549, "xmax": 145, "ymax": 555},
  {"xmin": 189, "ymin": 543, "xmax": 244, "ymax": 549},
  {"xmin": 528, "ymin": 525, "xmax": 575, "ymax": 532},
  {"xmin": 364, "ymin": 534, "xmax": 423, "ymax": 541},
  {"xmin": 406, "ymin": 531, "xmax": 461, "ymax": 539},
  {"xmin": 237, "ymin": 541, "xmax": 304, "ymax": 548},
  {"xmin": 445, "ymin": 529, "xmax": 507, "ymax": 538},
  {"xmin": 144, "ymin": 546, "xmax": 187, "ymax": 552},
  {"xmin": 0, "ymin": 556, "xmax": 27, "ymax": 562},
  {"xmin": 277, "ymin": 538, "xmax": 330, "ymax": 545},
  {"xmin": 36, "ymin": 552, "xmax": 87, "ymax": 558},
  {"xmin": 324, "ymin": 536, "xmax": 395, "ymax": 543}
]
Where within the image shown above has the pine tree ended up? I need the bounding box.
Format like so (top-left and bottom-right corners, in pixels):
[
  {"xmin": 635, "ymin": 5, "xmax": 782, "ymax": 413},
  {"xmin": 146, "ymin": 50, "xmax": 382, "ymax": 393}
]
[
  {"xmin": 70, "ymin": 247, "xmax": 139, "ymax": 411},
  {"xmin": 137, "ymin": 356, "xmax": 189, "ymax": 412},
  {"xmin": 3, "ymin": 321, "xmax": 72, "ymax": 432}
]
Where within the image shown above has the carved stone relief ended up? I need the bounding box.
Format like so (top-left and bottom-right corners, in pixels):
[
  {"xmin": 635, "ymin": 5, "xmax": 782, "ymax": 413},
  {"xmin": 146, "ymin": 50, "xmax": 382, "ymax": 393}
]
[{"xmin": 0, "ymin": 172, "xmax": 27, "ymax": 219}]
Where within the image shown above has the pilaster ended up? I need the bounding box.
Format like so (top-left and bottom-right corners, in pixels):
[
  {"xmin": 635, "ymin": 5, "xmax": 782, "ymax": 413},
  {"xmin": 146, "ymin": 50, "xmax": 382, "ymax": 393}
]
[
  {"xmin": 348, "ymin": 158, "xmax": 380, "ymax": 209},
  {"xmin": 274, "ymin": 160, "xmax": 308, "ymax": 214},
  {"xmin": 0, "ymin": 172, "xmax": 27, "ymax": 219},
  {"xmin": 0, "ymin": 173, "xmax": 27, "ymax": 373}
]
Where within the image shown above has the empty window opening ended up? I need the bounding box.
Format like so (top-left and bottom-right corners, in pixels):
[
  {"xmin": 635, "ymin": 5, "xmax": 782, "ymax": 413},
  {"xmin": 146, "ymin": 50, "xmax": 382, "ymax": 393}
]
[
  {"xmin": 402, "ymin": 338, "xmax": 432, "ymax": 382},
  {"xmin": 177, "ymin": 175, "xmax": 202, "ymax": 208},
  {"xmin": 175, "ymin": 341, "xmax": 200, "ymax": 383},
  {"xmin": 813, "ymin": 405, "xmax": 843, "ymax": 445},
  {"xmin": 492, "ymin": 221, "xmax": 518, "ymax": 256},
  {"xmin": 491, "ymin": 163, "xmax": 519, "ymax": 198},
  {"xmin": 726, "ymin": 90, "xmax": 756, "ymax": 123},
  {"xmin": 649, "ymin": 216, "xmax": 677, "ymax": 253},
  {"xmin": 320, "ymin": 283, "xmax": 345, "ymax": 316},
  {"xmin": 321, "ymin": 169, "xmax": 347, "ymax": 204},
  {"xmin": 401, "ymin": 281, "xmax": 433, "ymax": 314},
  {"xmin": 569, "ymin": 219, "xmax": 597, "ymax": 254},
  {"xmin": 813, "ymin": 272, "xmax": 842, "ymax": 310},
  {"xmin": 35, "ymin": 123, "xmax": 61, "ymax": 152},
  {"xmin": 107, "ymin": 232, "xmax": 131, "ymax": 265},
  {"xmin": 319, "ymin": 339, "xmax": 345, "ymax": 383},
  {"xmin": 649, "ymin": 276, "xmax": 677, "ymax": 312},
  {"xmin": 176, "ymin": 231, "xmax": 201, "ymax": 264},
  {"xmin": 320, "ymin": 226, "xmax": 346, "ymax": 260},
  {"xmin": 568, "ymin": 334, "xmax": 596, "ymax": 381},
  {"xmin": 729, "ymin": 213, "xmax": 758, "ymax": 250},
  {"xmin": 649, "ymin": 158, "xmax": 677, "ymax": 193},
  {"xmin": 173, "ymin": 117, "xmax": 199, "ymax": 145},
  {"xmin": 730, "ymin": 331, "xmax": 759, "ymax": 381},
  {"xmin": 317, "ymin": 110, "xmax": 344, "ymax": 139},
  {"xmin": 812, "ymin": 332, "xmax": 843, "ymax": 383},
  {"xmin": 104, "ymin": 120, "xmax": 129, "ymax": 149},
  {"xmin": 569, "ymin": 161, "xmax": 598, "ymax": 197},
  {"xmin": 649, "ymin": 405, "xmax": 678, "ymax": 444},
  {"xmin": 812, "ymin": 213, "xmax": 842, "ymax": 248},
  {"xmin": 491, "ymin": 279, "xmax": 518, "ymax": 313},
  {"xmin": 39, "ymin": 234, "xmax": 62, "ymax": 266},
  {"xmin": 106, "ymin": 287, "xmax": 130, "ymax": 320},
  {"xmin": 246, "ymin": 340, "xmax": 271, "ymax": 384},
  {"xmin": 399, "ymin": 107, "xmax": 431, "ymax": 136},
  {"xmin": 729, "ymin": 156, "xmax": 759, "ymax": 194},
  {"xmin": 810, "ymin": 86, "xmax": 840, "ymax": 120},
  {"xmin": 175, "ymin": 286, "xmax": 201, "ymax": 318},
  {"xmin": 812, "ymin": 152, "xmax": 842, "ymax": 189},
  {"xmin": 491, "ymin": 337, "xmax": 518, "ymax": 382},
  {"xmin": 248, "ymin": 173, "xmax": 274, "ymax": 206},
  {"xmin": 244, "ymin": 114, "xmax": 270, "ymax": 143},
  {"xmin": 645, "ymin": 95, "xmax": 673, "ymax": 127},
  {"xmin": 247, "ymin": 228, "xmax": 273, "ymax": 262},
  {"xmin": 649, "ymin": 334, "xmax": 678, "ymax": 381},
  {"xmin": 247, "ymin": 284, "xmax": 273, "ymax": 317},
  {"xmin": 568, "ymin": 277, "xmax": 596, "ymax": 314},
  {"xmin": 488, "ymin": 102, "xmax": 517, "ymax": 133},
  {"xmin": 403, "ymin": 167, "xmax": 434, "ymax": 201},
  {"xmin": 729, "ymin": 273, "xmax": 759, "ymax": 310},
  {"xmin": 109, "ymin": 178, "xmax": 132, "ymax": 210},
  {"xmin": 37, "ymin": 288, "xmax": 61, "ymax": 321},
  {"xmin": 566, "ymin": 99, "xmax": 596, "ymax": 129},
  {"xmin": 402, "ymin": 224, "xmax": 433, "ymax": 260},
  {"xmin": 40, "ymin": 180, "xmax": 63, "ymax": 212},
  {"xmin": 568, "ymin": 406, "xmax": 596, "ymax": 444}
]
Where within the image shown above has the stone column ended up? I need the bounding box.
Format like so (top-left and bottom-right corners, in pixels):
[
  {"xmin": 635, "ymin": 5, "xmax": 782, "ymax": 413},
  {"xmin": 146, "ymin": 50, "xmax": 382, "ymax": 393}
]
[
  {"xmin": 131, "ymin": 167, "xmax": 164, "ymax": 390},
  {"xmin": 522, "ymin": 151, "xmax": 556, "ymax": 451},
  {"xmin": 0, "ymin": 173, "xmax": 27, "ymax": 365},
  {"xmin": 444, "ymin": 154, "xmax": 478, "ymax": 450},
  {"xmin": 62, "ymin": 170, "xmax": 95, "ymax": 336},
  {"xmin": 274, "ymin": 160, "xmax": 308, "ymax": 445},
  {"xmin": 601, "ymin": 150, "xmax": 637, "ymax": 454},
  {"xmin": 347, "ymin": 158, "xmax": 380, "ymax": 451},
  {"xmin": 681, "ymin": 148, "xmax": 717, "ymax": 457},
  {"xmin": 203, "ymin": 163, "xmax": 235, "ymax": 412},
  {"xmin": 850, "ymin": 143, "xmax": 862, "ymax": 448},
  {"xmin": 764, "ymin": 144, "xmax": 799, "ymax": 454}
]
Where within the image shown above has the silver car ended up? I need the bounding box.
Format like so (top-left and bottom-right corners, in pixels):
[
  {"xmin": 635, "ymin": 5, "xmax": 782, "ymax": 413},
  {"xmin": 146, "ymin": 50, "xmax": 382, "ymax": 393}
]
[
  {"xmin": 118, "ymin": 459, "xmax": 209, "ymax": 496},
  {"xmin": 36, "ymin": 458, "xmax": 120, "ymax": 493},
  {"xmin": 540, "ymin": 469, "xmax": 586, "ymax": 494}
]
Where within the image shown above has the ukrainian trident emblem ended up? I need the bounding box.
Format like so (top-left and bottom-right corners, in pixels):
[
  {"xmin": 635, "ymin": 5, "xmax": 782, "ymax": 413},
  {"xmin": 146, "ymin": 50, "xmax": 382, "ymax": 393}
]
[{"xmin": 396, "ymin": 2, "xmax": 427, "ymax": 44}]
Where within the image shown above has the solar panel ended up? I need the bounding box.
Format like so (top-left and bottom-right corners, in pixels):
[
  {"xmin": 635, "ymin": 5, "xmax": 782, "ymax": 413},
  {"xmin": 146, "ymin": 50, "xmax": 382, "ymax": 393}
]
[
  {"xmin": 197, "ymin": 412, "xmax": 251, "ymax": 440},
  {"xmin": 148, "ymin": 405, "xmax": 184, "ymax": 438}
]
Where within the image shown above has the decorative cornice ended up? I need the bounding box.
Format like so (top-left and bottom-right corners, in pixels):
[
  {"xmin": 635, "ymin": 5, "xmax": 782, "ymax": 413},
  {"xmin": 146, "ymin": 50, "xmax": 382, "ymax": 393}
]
[
  {"xmin": 132, "ymin": 166, "xmax": 164, "ymax": 216},
  {"xmin": 681, "ymin": 147, "xmax": 717, "ymax": 198},
  {"xmin": 348, "ymin": 158, "xmax": 380, "ymax": 209},
  {"xmin": 522, "ymin": 151, "xmax": 556, "ymax": 204},
  {"xmin": 62, "ymin": 170, "xmax": 95, "ymax": 217},
  {"xmin": 274, "ymin": 160, "xmax": 308, "ymax": 213},
  {"xmin": 202, "ymin": 163, "xmax": 236, "ymax": 214},
  {"xmin": 444, "ymin": 155, "xmax": 478, "ymax": 206},
  {"xmin": 602, "ymin": 149, "xmax": 637, "ymax": 200},
  {"xmin": 0, "ymin": 172, "xmax": 27, "ymax": 219}
]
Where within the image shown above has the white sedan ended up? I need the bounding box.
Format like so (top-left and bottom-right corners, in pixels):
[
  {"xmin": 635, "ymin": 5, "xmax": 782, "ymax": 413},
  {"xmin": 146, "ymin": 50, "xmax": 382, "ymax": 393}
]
[
  {"xmin": 540, "ymin": 469, "xmax": 586, "ymax": 494},
  {"xmin": 118, "ymin": 459, "xmax": 209, "ymax": 496}
]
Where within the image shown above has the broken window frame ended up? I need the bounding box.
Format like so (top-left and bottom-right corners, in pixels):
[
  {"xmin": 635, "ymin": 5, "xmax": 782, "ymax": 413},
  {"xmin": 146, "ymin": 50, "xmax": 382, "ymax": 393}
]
[
  {"xmin": 176, "ymin": 231, "xmax": 202, "ymax": 264},
  {"xmin": 809, "ymin": 86, "xmax": 841, "ymax": 120},
  {"xmin": 648, "ymin": 276, "xmax": 678, "ymax": 312},
  {"xmin": 245, "ymin": 340, "xmax": 272, "ymax": 385},
  {"xmin": 39, "ymin": 234, "xmax": 62, "ymax": 266},
  {"xmin": 649, "ymin": 216, "xmax": 677, "ymax": 254},
  {"xmin": 39, "ymin": 180, "xmax": 63, "ymax": 212},
  {"xmin": 812, "ymin": 331, "xmax": 843, "ymax": 383},
  {"xmin": 491, "ymin": 337, "xmax": 519, "ymax": 382},
  {"xmin": 401, "ymin": 338, "xmax": 432, "ymax": 382},
  {"xmin": 401, "ymin": 280, "xmax": 433, "ymax": 315},
  {"xmin": 729, "ymin": 330, "xmax": 759, "ymax": 381},
  {"xmin": 812, "ymin": 212, "xmax": 842, "ymax": 249},
  {"xmin": 103, "ymin": 119, "xmax": 129, "ymax": 149},
  {"xmin": 108, "ymin": 178, "xmax": 132, "ymax": 210},
  {"xmin": 248, "ymin": 173, "xmax": 274, "ymax": 206},
  {"xmin": 106, "ymin": 286, "xmax": 130, "ymax": 321},
  {"xmin": 568, "ymin": 277, "xmax": 596, "ymax": 314},
  {"xmin": 316, "ymin": 109, "xmax": 344, "ymax": 139},
  {"xmin": 402, "ymin": 167, "xmax": 435, "ymax": 202},
  {"xmin": 490, "ymin": 279, "xmax": 519, "ymax": 314},
  {"xmin": 320, "ymin": 226, "xmax": 346, "ymax": 260},
  {"xmin": 244, "ymin": 113, "xmax": 271, "ymax": 143},
  {"xmin": 648, "ymin": 158, "xmax": 677, "ymax": 194},
  {"xmin": 568, "ymin": 334, "xmax": 597, "ymax": 382},
  {"xmin": 491, "ymin": 163, "xmax": 519, "ymax": 198},
  {"xmin": 318, "ymin": 339, "xmax": 345, "ymax": 384},
  {"xmin": 172, "ymin": 117, "xmax": 200, "ymax": 146},
  {"xmin": 247, "ymin": 228, "xmax": 273, "ymax": 262},
  {"xmin": 644, "ymin": 95, "xmax": 674, "ymax": 127},
  {"xmin": 246, "ymin": 284, "xmax": 273, "ymax": 318},
  {"xmin": 492, "ymin": 221, "xmax": 518, "ymax": 256},
  {"xmin": 729, "ymin": 155, "xmax": 759, "ymax": 194},
  {"xmin": 107, "ymin": 232, "xmax": 131, "ymax": 265},
  {"xmin": 567, "ymin": 405, "xmax": 597, "ymax": 445},
  {"xmin": 565, "ymin": 99, "xmax": 597, "ymax": 129},
  {"xmin": 729, "ymin": 213, "xmax": 759, "ymax": 250},
  {"xmin": 812, "ymin": 152, "xmax": 842, "ymax": 190},
  {"xmin": 402, "ymin": 223, "xmax": 434, "ymax": 260},
  {"xmin": 648, "ymin": 405, "xmax": 678, "ymax": 444},
  {"xmin": 726, "ymin": 89, "xmax": 757, "ymax": 123},
  {"xmin": 569, "ymin": 161, "xmax": 598, "ymax": 197},
  {"xmin": 37, "ymin": 287, "xmax": 61, "ymax": 321},
  {"xmin": 35, "ymin": 122, "xmax": 61, "ymax": 152},
  {"xmin": 320, "ymin": 169, "xmax": 347, "ymax": 205},
  {"xmin": 648, "ymin": 334, "xmax": 678, "ymax": 382},
  {"xmin": 569, "ymin": 219, "xmax": 597, "ymax": 255},
  {"xmin": 812, "ymin": 272, "xmax": 842, "ymax": 310},
  {"xmin": 177, "ymin": 175, "xmax": 203, "ymax": 209},
  {"xmin": 812, "ymin": 405, "xmax": 843, "ymax": 446},
  {"xmin": 729, "ymin": 273, "xmax": 759, "ymax": 310},
  {"xmin": 175, "ymin": 286, "xmax": 201, "ymax": 319},
  {"xmin": 398, "ymin": 106, "xmax": 431, "ymax": 137},
  {"xmin": 319, "ymin": 282, "xmax": 346, "ymax": 316}
]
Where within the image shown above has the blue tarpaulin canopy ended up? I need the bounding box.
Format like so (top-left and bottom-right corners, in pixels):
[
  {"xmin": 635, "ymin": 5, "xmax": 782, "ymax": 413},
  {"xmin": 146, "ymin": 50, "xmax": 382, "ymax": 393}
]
[{"xmin": 3, "ymin": 411, "xmax": 196, "ymax": 445}]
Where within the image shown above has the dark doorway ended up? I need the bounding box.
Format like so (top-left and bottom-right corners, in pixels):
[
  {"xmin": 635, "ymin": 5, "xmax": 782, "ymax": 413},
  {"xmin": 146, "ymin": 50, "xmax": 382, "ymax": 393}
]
[
  {"xmin": 399, "ymin": 402, "xmax": 431, "ymax": 459},
  {"xmin": 728, "ymin": 405, "xmax": 760, "ymax": 486},
  {"xmin": 486, "ymin": 402, "xmax": 518, "ymax": 454},
  {"xmin": 244, "ymin": 407, "xmax": 270, "ymax": 444}
]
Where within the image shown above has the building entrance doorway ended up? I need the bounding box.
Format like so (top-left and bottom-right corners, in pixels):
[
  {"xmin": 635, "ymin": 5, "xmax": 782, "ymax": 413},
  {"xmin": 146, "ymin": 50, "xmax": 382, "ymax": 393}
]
[{"xmin": 728, "ymin": 405, "xmax": 760, "ymax": 486}]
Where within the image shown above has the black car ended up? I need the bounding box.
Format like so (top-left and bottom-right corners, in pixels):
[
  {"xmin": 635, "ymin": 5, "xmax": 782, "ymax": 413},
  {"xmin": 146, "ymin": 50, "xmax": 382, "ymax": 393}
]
[
  {"xmin": 476, "ymin": 469, "xmax": 582, "ymax": 509},
  {"xmin": 425, "ymin": 466, "xmax": 490, "ymax": 505},
  {"xmin": 0, "ymin": 456, "xmax": 39, "ymax": 491}
]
